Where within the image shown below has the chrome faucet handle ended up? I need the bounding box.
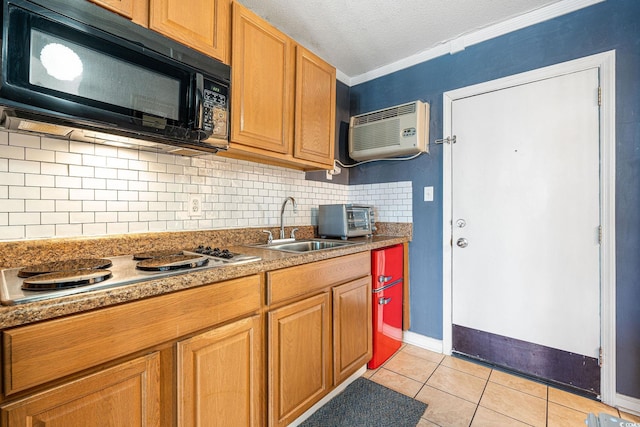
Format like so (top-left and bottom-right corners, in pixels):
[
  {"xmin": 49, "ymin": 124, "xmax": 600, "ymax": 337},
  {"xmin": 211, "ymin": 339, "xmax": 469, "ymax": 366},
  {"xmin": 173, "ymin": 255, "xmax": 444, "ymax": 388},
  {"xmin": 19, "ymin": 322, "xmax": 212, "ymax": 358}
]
[
  {"xmin": 290, "ymin": 228, "xmax": 299, "ymax": 239},
  {"xmin": 261, "ymin": 230, "xmax": 273, "ymax": 244}
]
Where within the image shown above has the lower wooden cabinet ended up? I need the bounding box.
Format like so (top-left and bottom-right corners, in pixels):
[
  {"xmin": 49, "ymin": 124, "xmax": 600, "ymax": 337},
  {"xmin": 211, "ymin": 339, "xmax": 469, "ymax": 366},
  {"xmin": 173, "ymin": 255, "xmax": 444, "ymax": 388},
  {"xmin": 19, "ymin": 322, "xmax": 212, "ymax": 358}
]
[
  {"xmin": 268, "ymin": 293, "xmax": 331, "ymax": 427},
  {"xmin": 266, "ymin": 252, "xmax": 372, "ymax": 426},
  {"xmin": 177, "ymin": 315, "xmax": 263, "ymax": 427},
  {"xmin": 0, "ymin": 352, "xmax": 160, "ymax": 426},
  {"xmin": 333, "ymin": 277, "xmax": 372, "ymax": 384},
  {"xmin": 1, "ymin": 275, "xmax": 262, "ymax": 426}
]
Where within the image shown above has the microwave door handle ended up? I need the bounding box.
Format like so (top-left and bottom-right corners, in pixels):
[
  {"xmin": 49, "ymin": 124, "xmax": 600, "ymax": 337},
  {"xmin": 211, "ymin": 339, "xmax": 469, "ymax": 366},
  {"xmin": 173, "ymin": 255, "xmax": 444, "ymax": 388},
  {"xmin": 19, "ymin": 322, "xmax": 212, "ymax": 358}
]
[{"xmin": 194, "ymin": 73, "xmax": 205, "ymax": 131}]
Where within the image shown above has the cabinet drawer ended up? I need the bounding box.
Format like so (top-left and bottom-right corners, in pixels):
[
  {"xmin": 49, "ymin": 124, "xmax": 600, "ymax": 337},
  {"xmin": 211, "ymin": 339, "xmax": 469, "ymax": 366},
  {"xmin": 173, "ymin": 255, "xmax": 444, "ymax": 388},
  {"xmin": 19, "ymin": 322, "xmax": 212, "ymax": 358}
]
[
  {"xmin": 1, "ymin": 352, "xmax": 160, "ymax": 426},
  {"xmin": 3, "ymin": 274, "xmax": 261, "ymax": 395},
  {"xmin": 267, "ymin": 252, "xmax": 370, "ymax": 305}
]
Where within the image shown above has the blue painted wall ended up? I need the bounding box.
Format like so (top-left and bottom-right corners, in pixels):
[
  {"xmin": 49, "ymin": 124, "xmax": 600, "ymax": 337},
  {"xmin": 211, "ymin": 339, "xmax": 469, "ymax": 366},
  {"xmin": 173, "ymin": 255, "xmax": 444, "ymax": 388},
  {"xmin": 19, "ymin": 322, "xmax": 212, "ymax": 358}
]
[{"xmin": 347, "ymin": 0, "xmax": 640, "ymax": 398}]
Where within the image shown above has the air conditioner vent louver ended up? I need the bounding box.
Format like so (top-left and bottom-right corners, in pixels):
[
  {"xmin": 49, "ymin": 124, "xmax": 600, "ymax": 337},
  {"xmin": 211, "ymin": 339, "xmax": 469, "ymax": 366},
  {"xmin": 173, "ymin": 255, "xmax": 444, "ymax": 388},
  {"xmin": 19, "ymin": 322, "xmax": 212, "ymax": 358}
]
[
  {"xmin": 348, "ymin": 100, "xmax": 429, "ymax": 161},
  {"xmin": 352, "ymin": 103, "xmax": 417, "ymax": 126}
]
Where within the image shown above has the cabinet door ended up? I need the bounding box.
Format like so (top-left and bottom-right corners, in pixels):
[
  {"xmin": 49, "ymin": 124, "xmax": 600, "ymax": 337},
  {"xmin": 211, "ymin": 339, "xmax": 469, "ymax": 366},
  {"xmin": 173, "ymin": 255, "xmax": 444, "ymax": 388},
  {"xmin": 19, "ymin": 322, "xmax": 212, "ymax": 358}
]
[
  {"xmin": 231, "ymin": 2, "xmax": 294, "ymax": 155},
  {"xmin": 268, "ymin": 293, "xmax": 331, "ymax": 427},
  {"xmin": 177, "ymin": 315, "xmax": 263, "ymax": 427},
  {"xmin": 1, "ymin": 353, "xmax": 160, "ymax": 426},
  {"xmin": 150, "ymin": 0, "xmax": 230, "ymax": 63},
  {"xmin": 294, "ymin": 46, "xmax": 336, "ymax": 167},
  {"xmin": 87, "ymin": 0, "xmax": 149, "ymax": 26},
  {"xmin": 333, "ymin": 277, "xmax": 372, "ymax": 384}
]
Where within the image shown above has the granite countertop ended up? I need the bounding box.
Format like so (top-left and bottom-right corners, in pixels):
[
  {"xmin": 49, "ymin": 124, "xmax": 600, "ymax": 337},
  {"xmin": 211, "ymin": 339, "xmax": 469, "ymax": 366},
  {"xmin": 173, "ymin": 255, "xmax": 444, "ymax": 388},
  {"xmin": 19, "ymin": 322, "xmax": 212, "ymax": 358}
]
[{"xmin": 0, "ymin": 224, "xmax": 410, "ymax": 329}]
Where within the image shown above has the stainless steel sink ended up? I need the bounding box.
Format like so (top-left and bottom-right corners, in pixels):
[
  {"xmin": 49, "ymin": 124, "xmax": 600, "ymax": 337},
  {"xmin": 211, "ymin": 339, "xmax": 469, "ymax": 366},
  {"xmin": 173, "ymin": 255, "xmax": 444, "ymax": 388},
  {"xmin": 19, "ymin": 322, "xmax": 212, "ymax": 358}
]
[{"xmin": 251, "ymin": 239, "xmax": 357, "ymax": 253}]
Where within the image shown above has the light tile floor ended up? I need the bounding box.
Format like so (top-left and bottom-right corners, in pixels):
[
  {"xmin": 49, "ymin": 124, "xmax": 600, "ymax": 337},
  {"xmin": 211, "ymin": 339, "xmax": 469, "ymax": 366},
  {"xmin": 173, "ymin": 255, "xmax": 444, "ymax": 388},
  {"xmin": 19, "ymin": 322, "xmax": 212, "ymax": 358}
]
[{"xmin": 364, "ymin": 344, "xmax": 640, "ymax": 427}]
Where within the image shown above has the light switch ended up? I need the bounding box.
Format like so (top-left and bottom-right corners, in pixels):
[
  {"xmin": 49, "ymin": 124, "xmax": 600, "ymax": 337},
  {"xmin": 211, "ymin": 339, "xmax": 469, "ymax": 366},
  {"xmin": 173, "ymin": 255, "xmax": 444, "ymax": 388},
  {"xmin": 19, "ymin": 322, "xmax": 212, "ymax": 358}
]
[{"xmin": 424, "ymin": 186, "xmax": 434, "ymax": 202}]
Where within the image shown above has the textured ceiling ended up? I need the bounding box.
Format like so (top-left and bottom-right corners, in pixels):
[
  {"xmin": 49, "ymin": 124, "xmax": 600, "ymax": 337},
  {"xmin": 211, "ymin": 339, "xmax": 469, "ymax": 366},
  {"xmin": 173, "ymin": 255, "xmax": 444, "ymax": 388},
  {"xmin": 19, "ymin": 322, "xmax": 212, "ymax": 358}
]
[{"xmin": 238, "ymin": 0, "xmax": 567, "ymax": 81}]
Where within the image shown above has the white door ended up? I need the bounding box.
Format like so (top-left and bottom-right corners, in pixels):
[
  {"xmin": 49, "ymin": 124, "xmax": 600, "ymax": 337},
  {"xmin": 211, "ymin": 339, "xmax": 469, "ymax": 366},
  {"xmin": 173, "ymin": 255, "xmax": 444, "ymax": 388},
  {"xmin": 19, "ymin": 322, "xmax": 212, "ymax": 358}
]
[{"xmin": 451, "ymin": 68, "xmax": 601, "ymax": 393}]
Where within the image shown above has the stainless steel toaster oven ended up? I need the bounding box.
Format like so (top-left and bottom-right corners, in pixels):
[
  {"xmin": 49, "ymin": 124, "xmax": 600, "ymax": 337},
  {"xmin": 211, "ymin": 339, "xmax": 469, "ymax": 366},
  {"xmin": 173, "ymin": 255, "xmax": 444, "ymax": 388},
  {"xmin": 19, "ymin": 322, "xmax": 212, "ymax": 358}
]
[{"xmin": 318, "ymin": 204, "xmax": 376, "ymax": 239}]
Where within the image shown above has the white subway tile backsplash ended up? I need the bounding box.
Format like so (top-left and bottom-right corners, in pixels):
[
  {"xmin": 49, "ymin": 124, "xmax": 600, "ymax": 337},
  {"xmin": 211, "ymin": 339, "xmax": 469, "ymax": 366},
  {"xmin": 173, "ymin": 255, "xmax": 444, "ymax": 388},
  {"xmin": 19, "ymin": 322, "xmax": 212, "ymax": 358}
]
[
  {"xmin": 56, "ymin": 151, "xmax": 82, "ymax": 165},
  {"xmin": 1, "ymin": 172, "xmax": 25, "ymax": 186},
  {"xmin": 55, "ymin": 224, "xmax": 82, "ymax": 237},
  {"xmin": 56, "ymin": 200, "xmax": 82, "ymax": 212},
  {"xmin": 4, "ymin": 200, "xmax": 24, "ymax": 212},
  {"xmin": 26, "ymin": 148, "xmax": 55, "ymax": 163},
  {"xmin": 83, "ymin": 223, "xmax": 106, "ymax": 235},
  {"xmin": 9, "ymin": 212, "xmax": 40, "ymax": 225},
  {"xmin": 9, "ymin": 132, "xmax": 39, "ymax": 148},
  {"xmin": 106, "ymin": 157, "xmax": 128, "ymax": 169},
  {"xmin": 10, "ymin": 186, "xmax": 40, "ymax": 200},
  {"xmin": 0, "ymin": 131, "xmax": 413, "ymax": 241},
  {"xmin": 26, "ymin": 225, "xmax": 55, "ymax": 239},
  {"xmin": 9, "ymin": 159, "xmax": 40, "ymax": 174},
  {"xmin": 41, "ymin": 212, "xmax": 69, "ymax": 225},
  {"xmin": 83, "ymin": 201, "xmax": 107, "ymax": 212},
  {"xmin": 70, "ymin": 212, "xmax": 95, "ymax": 224},
  {"xmin": 26, "ymin": 200, "xmax": 55, "ymax": 212},
  {"xmin": 41, "ymin": 162, "xmax": 68, "ymax": 176},
  {"xmin": 70, "ymin": 141, "xmax": 95, "ymax": 154},
  {"xmin": 26, "ymin": 174, "xmax": 55, "ymax": 188},
  {"xmin": 83, "ymin": 154, "xmax": 107, "ymax": 168},
  {"xmin": 41, "ymin": 137, "xmax": 69, "ymax": 152},
  {"xmin": 106, "ymin": 179, "xmax": 128, "ymax": 191},
  {"xmin": 69, "ymin": 189, "xmax": 94, "ymax": 201},
  {"xmin": 82, "ymin": 178, "xmax": 106, "ymax": 190},
  {"xmin": 0, "ymin": 225, "xmax": 24, "ymax": 239}
]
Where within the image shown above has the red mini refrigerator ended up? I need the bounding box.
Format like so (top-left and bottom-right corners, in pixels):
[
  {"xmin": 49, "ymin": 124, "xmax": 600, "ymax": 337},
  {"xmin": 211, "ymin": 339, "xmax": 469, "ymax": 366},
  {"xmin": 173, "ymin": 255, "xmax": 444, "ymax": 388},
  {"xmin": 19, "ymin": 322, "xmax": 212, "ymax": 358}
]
[{"xmin": 368, "ymin": 244, "xmax": 404, "ymax": 369}]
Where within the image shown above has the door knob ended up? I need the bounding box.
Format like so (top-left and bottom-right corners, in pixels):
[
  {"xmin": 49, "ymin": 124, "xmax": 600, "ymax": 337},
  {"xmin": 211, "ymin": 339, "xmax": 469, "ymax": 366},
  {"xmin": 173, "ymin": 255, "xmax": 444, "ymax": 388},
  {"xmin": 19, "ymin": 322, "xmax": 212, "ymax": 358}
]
[{"xmin": 456, "ymin": 238, "xmax": 468, "ymax": 248}]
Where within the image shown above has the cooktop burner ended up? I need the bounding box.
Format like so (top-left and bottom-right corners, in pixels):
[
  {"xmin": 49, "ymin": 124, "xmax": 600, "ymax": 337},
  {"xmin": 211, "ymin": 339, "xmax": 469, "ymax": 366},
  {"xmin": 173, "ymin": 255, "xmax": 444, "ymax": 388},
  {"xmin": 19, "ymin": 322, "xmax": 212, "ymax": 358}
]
[
  {"xmin": 22, "ymin": 269, "xmax": 113, "ymax": 291},
  {"xmin": 0, "ymin": 246, "xmax": 261, "ymax": 305},
  {"xmin": 18, "ymin": 258, "xmax": 113, "ymax": 278},
  {"xmin": 132, "ymin": 250, "xmax": 184, "ymax": 260},
  {"xmin": 136, "ymin": 254, "xmax": 209, "ymax": 271}
]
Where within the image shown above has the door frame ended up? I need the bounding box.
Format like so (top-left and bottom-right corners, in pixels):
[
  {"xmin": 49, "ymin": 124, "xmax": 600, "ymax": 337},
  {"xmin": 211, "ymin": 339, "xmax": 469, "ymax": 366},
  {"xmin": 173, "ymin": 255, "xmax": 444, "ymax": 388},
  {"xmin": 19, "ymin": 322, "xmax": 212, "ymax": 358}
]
[{"xmin": 442, "ymin": 51, "xmax": 616, "ymax": 404}]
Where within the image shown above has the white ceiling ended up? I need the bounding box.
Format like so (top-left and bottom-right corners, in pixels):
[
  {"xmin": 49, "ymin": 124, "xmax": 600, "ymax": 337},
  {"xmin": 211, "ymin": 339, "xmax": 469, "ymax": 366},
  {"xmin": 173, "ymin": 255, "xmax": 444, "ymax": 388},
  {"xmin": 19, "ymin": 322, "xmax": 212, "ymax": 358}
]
[{"xmin": 238, "ymin": 0, "xmax": 598, "ymax": 85}]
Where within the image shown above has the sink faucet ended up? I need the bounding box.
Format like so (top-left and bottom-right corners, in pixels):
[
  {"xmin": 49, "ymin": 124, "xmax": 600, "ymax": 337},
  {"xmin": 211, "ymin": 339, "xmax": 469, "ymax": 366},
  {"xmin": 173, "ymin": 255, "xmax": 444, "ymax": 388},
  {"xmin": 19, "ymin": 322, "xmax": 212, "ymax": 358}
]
[{"xmin": 280, "ymin": 197, "xmax": 298, "ymax": 240}]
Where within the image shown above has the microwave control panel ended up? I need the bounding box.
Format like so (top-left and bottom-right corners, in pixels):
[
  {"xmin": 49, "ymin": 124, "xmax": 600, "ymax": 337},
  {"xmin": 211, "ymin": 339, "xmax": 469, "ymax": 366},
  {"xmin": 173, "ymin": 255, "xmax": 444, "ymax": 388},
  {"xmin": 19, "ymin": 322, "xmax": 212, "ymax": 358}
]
[{"xmin": 202, "ymin": 79, "xmax": 228, "ymax": 138}]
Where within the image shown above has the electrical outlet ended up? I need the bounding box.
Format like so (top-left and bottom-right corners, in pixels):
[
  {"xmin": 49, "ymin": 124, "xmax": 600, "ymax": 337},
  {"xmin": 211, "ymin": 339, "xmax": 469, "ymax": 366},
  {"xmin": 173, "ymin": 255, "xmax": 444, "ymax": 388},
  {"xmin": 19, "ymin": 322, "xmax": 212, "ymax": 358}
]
[
  {"xmin": 188, "ymin": 195, "xmax": 203, "ymax": 217},
  {"xmin": 326, "ymin": 163, "xmax": 342, "ymax": 180}
]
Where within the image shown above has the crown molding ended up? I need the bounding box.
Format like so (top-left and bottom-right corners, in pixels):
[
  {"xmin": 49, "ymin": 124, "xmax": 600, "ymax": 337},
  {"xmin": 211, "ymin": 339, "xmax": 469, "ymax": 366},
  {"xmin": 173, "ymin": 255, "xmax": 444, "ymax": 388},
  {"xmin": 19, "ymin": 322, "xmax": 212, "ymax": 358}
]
[{"xmin": 339, "ymin": 0, "xmax": 604, "ymax": 86}]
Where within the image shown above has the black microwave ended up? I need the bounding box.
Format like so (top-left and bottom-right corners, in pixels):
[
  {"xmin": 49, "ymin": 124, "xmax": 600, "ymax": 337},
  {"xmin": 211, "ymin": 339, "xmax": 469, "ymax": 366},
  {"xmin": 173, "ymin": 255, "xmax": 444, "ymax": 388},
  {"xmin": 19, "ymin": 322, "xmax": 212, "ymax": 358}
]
[{"xmin": 0, "ymin": 0, "xmax": 231, "ymax": 153}]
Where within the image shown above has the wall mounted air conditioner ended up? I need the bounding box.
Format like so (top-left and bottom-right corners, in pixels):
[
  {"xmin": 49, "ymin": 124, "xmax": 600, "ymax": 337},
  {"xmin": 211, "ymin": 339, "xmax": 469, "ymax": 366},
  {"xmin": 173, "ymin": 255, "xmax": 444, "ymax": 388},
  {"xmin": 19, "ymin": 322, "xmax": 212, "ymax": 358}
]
[{"xmin": 348, "ymin": 100, "xmax": 429, "ymax": 161}]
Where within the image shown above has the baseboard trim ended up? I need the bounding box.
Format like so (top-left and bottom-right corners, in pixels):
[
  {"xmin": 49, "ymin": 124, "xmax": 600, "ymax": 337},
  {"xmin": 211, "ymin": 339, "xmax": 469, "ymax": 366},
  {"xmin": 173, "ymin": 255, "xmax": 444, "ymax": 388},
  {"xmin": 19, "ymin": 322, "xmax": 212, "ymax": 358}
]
[
  {"xmin": 616, "ymin": 393, "xmax": 640, "ymax": 416},
  {"xmin": 403, "ymin": 331, "xmax": 444, "ymax": 354}
]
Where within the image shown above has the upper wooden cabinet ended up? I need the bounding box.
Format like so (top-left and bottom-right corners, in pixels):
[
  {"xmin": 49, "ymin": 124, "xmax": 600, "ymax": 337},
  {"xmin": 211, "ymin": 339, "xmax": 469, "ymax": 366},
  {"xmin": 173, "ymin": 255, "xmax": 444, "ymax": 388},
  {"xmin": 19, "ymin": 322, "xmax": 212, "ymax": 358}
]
[
  {"xmin": 294, "ymin": 46, "xmax": 337, "ymax": 165},
  {"xmin": 88, "ymin": 0, "xmax": 149, "ymax": 25},
  {"xmin": 230, "ymin": 2, "xmax": 294, "ymax": 156},
  {"xmin": 227, "ymin": 2, "xmax": 336, "ymax": 170},
  {"xmin": 149, "ymin": 0, "xmax": 231, "ymax": 63},
  {"xmin": 88, "ymin": 0, "xmax": 231, "ymax": 64}
]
